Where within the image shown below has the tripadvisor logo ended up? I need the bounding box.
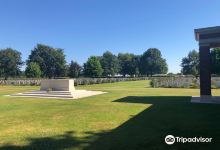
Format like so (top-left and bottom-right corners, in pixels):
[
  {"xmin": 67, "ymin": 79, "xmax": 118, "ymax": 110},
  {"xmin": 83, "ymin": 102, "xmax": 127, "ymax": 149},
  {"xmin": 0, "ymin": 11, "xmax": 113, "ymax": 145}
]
[
  {"xmin": 165, "ymin": 135, "xmax": 175, "ymax": 145},
  {"xmin": 165, "ymin": 135, "xmax": 212, "ymax": 145}
]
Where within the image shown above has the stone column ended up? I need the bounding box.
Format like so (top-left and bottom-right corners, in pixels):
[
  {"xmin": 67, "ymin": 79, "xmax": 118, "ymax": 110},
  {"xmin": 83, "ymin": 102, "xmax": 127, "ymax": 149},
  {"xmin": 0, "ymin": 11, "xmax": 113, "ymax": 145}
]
[{"xmin": 199, "ymin": 45, "xmax": 211, "ymax": 96}]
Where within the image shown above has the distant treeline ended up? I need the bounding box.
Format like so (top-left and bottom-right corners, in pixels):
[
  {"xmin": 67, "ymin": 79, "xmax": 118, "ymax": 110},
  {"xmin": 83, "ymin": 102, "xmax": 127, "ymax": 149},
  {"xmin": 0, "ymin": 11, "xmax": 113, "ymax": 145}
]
[
  {"xmin": 0, "ymin": 44, "xmax": 168, "ymax": 79},
  {"xmin": 180, "ymin": 48, "xmax": 220, "ymax": 77},
  {"xmin": 1, "ymin": 44, "xmax": 220, "ymax": 80}
]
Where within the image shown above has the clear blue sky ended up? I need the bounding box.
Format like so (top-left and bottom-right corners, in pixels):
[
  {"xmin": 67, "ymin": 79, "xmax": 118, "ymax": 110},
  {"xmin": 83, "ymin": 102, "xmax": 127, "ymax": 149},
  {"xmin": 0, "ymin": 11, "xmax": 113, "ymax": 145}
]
[{"xmin": 0, "ymin": 0, "xmax": 219, "ymax": 73}]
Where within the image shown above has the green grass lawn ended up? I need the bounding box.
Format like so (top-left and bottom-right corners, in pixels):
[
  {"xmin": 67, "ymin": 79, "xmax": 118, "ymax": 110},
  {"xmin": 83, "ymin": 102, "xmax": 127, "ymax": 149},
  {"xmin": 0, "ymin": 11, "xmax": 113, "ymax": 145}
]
[{"xmin": 0, "ymin": 80, "xmax": 220, "ymax": 150}]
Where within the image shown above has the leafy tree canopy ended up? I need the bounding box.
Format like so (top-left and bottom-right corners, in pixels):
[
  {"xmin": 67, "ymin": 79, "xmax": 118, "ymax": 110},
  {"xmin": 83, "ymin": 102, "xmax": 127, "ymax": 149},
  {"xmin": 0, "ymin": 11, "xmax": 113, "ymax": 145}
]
[
  {"xmin": 100, "ymin": 51, "xmax": 119, "ymax": 76},
  {"xmin": 25, "ymin": 62, "xmax": 41, "ymax": 78},
  {"xmin": 27, "ymin": 44, "xmax": 67, "ymax": 78},
  {"xmin": 118, "ymin": 53, "xmax": 140, "ymax": 76},
  {"xmin": 181, "ymin": 50, "xmax": 199, "ymax": 76},
  {"xmin": 0, "ymin": 48, "xmax": 23, "ymax": 80},
  {"xmin": 84, "ymin": 56, "xmax": 103, "ymax": 77},
  {"xmin": 140, "ymin": 48, "xmax": 168, "ymax": 76},
  {"xmin": 68, "ymin": 61, "xmax": 82, "ymax": 78},
  {"xmin": 211, "ymin": 48, "xmax": 220, "ymax": 75}
]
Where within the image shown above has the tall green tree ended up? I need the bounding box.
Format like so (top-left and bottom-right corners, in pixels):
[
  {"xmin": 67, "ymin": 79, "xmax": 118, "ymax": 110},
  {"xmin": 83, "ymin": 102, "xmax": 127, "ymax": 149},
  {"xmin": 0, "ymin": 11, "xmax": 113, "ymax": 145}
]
[
  {"xmin": 181, "ymin": 50, "xmax": 199, "ymax": 76},
  {"xmin": 211, "ymin": 48, "xmax": 220, "ymax": 75},
  {"xmin": 100, "ymin": 51, "xmax": 119, "ymax": 76},
  {"xmin": 68, "ymin": 61, "xmax": 82, "ymax": 78},
  {"xmin": 27, "ymin": 44, "xmax": 67, "ymax": 78},
  {"xmin": 0, "ymin": 48, "xmax": 23, "ymax": 80},
  {"xmin": 130, "ymin": 55, "xmax": 141, "ymax": 76},
  {"xmin": 118, "ymin": 53, "xmax": 140, "ymax": 76},
  {"xmin": 25, "ymin": 62, "xmax": 41, "ymax": 78},
  {"xmin": 84, "ymin": 56, "xmax": 103, "ymax": 77},
  {"xmin": 140, "ymin": 48, "xmax": 168, "ymax": 76}
]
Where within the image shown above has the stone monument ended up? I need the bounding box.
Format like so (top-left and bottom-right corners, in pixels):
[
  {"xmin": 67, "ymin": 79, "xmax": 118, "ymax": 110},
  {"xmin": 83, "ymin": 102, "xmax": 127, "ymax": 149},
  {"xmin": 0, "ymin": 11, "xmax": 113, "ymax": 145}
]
[
  {"xmin": 11, "ymin": 79, "xmax": 106, "ymax": 99},
  {"xmin": 40, "ymin": 79, "xmax": 75, "ymax": 92}
]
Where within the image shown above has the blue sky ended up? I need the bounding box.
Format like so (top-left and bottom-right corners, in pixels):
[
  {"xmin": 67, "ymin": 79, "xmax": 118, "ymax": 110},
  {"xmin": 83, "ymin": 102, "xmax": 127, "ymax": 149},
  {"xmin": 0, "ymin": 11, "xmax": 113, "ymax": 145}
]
[{"xmin": 0, "ymin": 0, "xmax": 220, "ymax": 73}]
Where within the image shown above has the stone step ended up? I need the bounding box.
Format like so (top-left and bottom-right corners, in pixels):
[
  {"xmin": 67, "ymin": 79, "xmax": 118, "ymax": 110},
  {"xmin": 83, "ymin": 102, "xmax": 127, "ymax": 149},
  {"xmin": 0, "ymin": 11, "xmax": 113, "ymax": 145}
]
[
  {"xmin": 48, "ymin": 91, "xmax": 78, "ymax": 93},
  {"xmin": 23, "ymin": 91, "xmax": 73, "ymax": 95},
  {"xmin": 24, "ymin": 90, "xmax": 74, "ymax": 93},
  {"xmin": 12, "ymin": 93, "xmax": 74, "ymax": 98},
  {"xmin": 23, "ymin": 93, "xmax": 73, "ymax": 96},
  {"xmin": 10, "ymin": 90, "xmax": 106, "ymax": 99}
]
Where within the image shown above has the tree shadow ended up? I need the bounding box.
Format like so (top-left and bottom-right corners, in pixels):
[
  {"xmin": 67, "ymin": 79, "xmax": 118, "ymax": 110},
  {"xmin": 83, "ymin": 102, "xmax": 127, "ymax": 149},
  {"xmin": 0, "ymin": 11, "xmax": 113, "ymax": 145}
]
[
  {"xmin": 84, "ymin": 96, "xmax": 220, "ymax": 150},
  {"xmin": 0, "ymin": 131, "xmax": 86, "ymax": 150}
]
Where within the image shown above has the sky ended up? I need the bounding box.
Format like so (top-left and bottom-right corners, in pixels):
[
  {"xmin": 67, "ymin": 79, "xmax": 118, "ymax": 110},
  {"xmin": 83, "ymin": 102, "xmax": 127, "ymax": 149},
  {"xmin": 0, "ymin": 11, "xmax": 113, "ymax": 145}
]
[{"xmin": 0, "ymin": 0, "xmax": 220, "ymax": 73}]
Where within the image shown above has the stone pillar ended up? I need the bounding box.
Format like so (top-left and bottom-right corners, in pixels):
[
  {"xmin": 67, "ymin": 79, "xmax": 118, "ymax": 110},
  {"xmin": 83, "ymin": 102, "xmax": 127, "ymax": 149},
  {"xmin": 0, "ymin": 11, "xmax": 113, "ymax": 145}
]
[{"xmin": 199, "ymin": 45, "xmax": 211, "ymax": 96}]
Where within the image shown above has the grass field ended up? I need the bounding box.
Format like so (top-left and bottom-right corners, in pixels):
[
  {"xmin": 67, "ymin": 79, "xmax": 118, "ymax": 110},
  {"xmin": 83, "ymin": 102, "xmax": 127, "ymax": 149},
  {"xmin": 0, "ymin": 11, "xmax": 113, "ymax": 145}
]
[{"xmin": 0, "ymin": 80, "xmax": 220, "ymax": 150}]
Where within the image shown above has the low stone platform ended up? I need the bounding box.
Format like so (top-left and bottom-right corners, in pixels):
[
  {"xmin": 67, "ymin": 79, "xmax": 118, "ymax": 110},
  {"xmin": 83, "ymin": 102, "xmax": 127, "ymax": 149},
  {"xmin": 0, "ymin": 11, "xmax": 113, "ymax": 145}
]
[
  {"xmin": 191, "ymin": 96, "xmax": 220, "ymax": 104},
  {"xmin": 10, "ymin": 90, "xmax": 106, "ymax": 99}
]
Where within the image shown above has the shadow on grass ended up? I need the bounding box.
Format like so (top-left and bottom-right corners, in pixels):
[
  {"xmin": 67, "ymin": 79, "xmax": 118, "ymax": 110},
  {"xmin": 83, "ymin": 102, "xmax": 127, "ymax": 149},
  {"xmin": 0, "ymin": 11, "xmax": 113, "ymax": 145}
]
[
  {"xmin": 1, "ymin": 96, "xmax": 220, "ymax": 150},
  {"xmin": 0, "ymin": 131, "xmax": 86, "ymax": 150},
  {"xmin": 85, "ymin": 96, "xmax": 220, "ymax": 150}
]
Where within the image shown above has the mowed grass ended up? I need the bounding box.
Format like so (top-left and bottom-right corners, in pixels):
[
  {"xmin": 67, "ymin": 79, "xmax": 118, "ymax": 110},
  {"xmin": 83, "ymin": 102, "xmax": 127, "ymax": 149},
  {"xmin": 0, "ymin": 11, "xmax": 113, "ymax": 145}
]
[{"xmin": 0, "ymin": 80, "xmax": 220, "ymax": 150}]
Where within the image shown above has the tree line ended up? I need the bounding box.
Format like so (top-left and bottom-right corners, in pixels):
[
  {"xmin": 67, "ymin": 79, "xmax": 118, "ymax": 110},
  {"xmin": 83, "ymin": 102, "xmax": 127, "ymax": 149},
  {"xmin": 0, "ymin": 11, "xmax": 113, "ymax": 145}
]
[
  {"xmin": 1, "ymin": 44, "xmax": 220, "ymax": 79},
  {"xmin": 181, "ymin": 48, "xmax": 220, "ymax": 76},
  {"xmin": 0, "ymin": 44, "xmax": 168, "ymax": 79}
]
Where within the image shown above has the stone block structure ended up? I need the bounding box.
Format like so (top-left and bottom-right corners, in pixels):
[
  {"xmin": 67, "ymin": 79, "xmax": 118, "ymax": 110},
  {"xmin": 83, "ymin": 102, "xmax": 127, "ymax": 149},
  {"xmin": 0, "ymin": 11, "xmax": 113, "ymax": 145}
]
[
  {"xmin": 192, "ymin": 26, "xmax": 220, "ymax": 104},
  {"xmin": 10, "ymin": 79, "xmax": 105, "ymax": 99},
  {"xmin": 40, "ymin": 79, "xmax": 75, "ymax": 92}
]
